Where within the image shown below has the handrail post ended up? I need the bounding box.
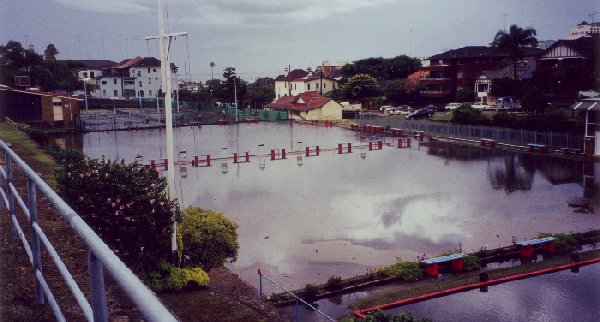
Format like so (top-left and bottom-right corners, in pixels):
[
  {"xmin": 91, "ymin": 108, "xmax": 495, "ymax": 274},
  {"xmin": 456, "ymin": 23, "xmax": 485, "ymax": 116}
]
[
  {"xmin": 5, "ymin": 148, "xmax": 17, "ymax": 237},
  {"xmin": 88, "ymin": 251, "xmax": 108, "ymax": 322},
  {"xmin": 28, "ymin": 178, "xmax": 45, "ymax": 304}
]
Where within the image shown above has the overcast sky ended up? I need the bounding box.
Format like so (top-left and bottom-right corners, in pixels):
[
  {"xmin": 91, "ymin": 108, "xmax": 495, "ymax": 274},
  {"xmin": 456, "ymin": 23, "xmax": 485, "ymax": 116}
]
[{"xmin": 1, "ymin": 0, "xmax": 598, "ymax": 82}]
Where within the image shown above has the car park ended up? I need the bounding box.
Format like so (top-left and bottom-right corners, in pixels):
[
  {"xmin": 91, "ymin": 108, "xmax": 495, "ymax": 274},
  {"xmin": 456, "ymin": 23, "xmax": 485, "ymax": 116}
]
[
  {"xmin": 444, "ymin": 102, "xmax": 462, "ymax": 110},
  {"xmin": 406, "ymin": 108, "xmax": 433, "ymax": 120}
]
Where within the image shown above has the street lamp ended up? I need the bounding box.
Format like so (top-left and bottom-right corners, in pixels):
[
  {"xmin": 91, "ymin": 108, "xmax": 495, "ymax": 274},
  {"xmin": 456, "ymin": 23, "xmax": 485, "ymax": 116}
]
[{"xmin": 81, "ymin": 78, "xmax": 91, "ymax": 111}]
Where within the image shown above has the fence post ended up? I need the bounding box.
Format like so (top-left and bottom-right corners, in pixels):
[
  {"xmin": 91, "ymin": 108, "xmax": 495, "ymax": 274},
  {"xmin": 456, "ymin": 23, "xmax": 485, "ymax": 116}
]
[
  {"xmin": 88, "ymin": 251, "xmax": 108, "ymax": 322},
  {"xmin": 5, "ymin": 149, "xmax": 17, "ymax": 237},
  {"xmin": 28, "ymin": 178, "xmax": 44, "ymax": 304}
]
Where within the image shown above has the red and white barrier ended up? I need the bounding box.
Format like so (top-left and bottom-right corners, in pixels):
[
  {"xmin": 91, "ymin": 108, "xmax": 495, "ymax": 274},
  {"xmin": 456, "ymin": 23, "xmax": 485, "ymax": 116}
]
[
  {"xmin": 397, "ymin": 137, "xmax": 411, "ymax": 148},
  {"xmin": 338, "ymin": 143, "xmax": 352, "ymax": 154},
  {"xmin": 305, "ymin": 146, "xmax": 320, "ymax": 157},
  {"xmin": 368, "ymin": 141, "xmax": 383, "ymax": 151},
  {"xmin": 270, "ymin": 149, "xmax": 286, "ymax": 160},
  {"xmin": 193, "ymin": 155, "xmax": 211, "ymax": 167},
  {"xmin": 233, "ymin": 152, "xmax": 250, "ymax": 163}
]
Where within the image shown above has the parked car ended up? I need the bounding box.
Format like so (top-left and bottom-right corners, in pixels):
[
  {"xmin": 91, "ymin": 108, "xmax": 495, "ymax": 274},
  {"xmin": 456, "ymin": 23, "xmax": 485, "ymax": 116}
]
[
  {"xmin": 380, "ymin": 105, "xmax": 393, "ymax": 112},
  {"xmin": 424, "ymin": 104, "xmax": 438, "ymax": 114},
  {"xmin": 384, "ymin": 107, "xmax": 396, "ymax": 115},
  {"xmin": 495, "ymin": 97, "xmax": 522, "ymax": 110},
  {"xmin": 406, "ymin": 108, "xmax": 433, "ymax": 120},
  {"xmin": 471, "ymin": 102, "xmax": 492, "ymax": 110},
  {"xmin": 397, "ymin": 105, "xmax": 413, "ymax": 115},
  {"xmin": 444, "ymin": 102, "xmax": 462, "ymax": 110}
]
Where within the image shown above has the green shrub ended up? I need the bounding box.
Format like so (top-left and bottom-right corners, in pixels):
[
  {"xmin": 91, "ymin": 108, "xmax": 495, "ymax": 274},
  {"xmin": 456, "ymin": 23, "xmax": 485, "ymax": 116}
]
[
  {"xmin": 463, "ymin": 255, "xmax": 481, "ymax": 272},
  {"xmin": 378, "ymin": 260, "xmax": 423, "ymax": 282},
  {"xmin": 358, "ymin": 309, "xmax": 432, "ymax": 322},
  {"xmin": 536, "ymin": 232, "xmax": 580, "ymax": 254},
  {"xmin": 55, "ymin": 158, "xmax": 180, "ymax": 273},
  {"xmin": 178, "ymin": 206, "xmax": 239, "ymax": 271},
  {"xmin": 147, "ymin": 262, "xmax": 209, "ymax": 292},
  {"xmin": 43, "ymin": 143, "xmax": 85, "ymax": 167},
  {"xmin": 450, "ymin": 104, "xmax": 489, "ymax": 125},
  {"xmin": 325, "ymin": 275, "xmax": 343, "ymax": 290}
]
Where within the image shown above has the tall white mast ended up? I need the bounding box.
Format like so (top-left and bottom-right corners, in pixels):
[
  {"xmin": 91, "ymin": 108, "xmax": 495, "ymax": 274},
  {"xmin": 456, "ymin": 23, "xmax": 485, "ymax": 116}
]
[{"xmin": 146, "ymin": 0, "xmax": 188, "ymax": 264}]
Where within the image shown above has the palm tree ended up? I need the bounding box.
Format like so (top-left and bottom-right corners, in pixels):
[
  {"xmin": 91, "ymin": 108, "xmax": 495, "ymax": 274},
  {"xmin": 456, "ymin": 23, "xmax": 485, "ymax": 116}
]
[
  {"xmin": 209, "ymin": 61, "xmax": 215, "ymax": 80},
  {"xmin": 492, "ymin": 24, "xmax": 538, "ymax": 79}
]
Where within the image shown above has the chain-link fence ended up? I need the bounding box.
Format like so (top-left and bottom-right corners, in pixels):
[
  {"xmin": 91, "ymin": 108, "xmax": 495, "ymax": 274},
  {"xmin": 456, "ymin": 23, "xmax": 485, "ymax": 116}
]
[{"xmin": 359, "ymin": 115, "xmax": 585, "ymax": 150}]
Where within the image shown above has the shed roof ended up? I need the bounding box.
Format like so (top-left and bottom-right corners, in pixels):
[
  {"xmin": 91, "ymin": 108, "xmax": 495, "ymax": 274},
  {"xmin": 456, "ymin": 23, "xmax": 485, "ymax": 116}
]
[{"xmin": 264, "ymin": 92, "xmax": 332, "ymax": 111}]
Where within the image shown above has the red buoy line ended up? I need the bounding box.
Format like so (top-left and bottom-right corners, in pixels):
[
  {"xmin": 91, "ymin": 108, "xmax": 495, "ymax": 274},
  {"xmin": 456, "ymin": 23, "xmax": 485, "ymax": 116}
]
[{"xmin": 352, "ymin": 256, "xmax": 600, "ymax": 319}]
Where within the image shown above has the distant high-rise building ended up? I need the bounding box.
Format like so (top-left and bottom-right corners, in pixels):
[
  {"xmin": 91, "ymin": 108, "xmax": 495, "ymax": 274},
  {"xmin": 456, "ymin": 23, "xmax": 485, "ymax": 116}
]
[{"xmin": 567, "ymin": 21, "xmax": 600, "ymax": 40}]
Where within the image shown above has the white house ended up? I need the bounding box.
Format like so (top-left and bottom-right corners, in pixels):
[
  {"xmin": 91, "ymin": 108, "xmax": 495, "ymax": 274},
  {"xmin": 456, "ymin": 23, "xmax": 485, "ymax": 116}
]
[
  {"xmin": 572, "ymin": 98, "xmax": 600, "ymax": 156},
  {"xmin": 474, "ymin": 59, "xmax": 537, "ymax": 103},
  {"xmin": 274, "ymin": 66, "xmax": 340, "ymax": 100},
  {"xmin": 97, "ymin": 57, "xmax": 177, "ymax": 99}
]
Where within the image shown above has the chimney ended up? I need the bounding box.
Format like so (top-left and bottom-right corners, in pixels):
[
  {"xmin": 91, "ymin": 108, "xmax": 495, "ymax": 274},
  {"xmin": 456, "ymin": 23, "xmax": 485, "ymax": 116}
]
[
  {"xmin": 283, "ymin": 67, "xmax": 289, "ymax": 77},
  {"xmin": 306, "ymin": 67, "xmax": 313, "ymax": 76}
]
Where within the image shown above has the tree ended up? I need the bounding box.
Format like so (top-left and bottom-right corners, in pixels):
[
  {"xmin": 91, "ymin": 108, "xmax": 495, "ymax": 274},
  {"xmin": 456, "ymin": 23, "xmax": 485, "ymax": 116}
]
[
  {"xmin": 490, "ymin": 78, "xmax": 524, "ymax": 98},
  {"xmin": 209, "ymin": 61, "xmax": 215, "ymax": 80},
  {"xmin": 384, "ymin": 79, "xmax": 408, "ymax": 104},
  {"xmin": 341, "ymin": 74, "xmax": 380, "ymax": 103},
  {"xmin": 178, "ymin": 206, "xmax": 239, "ymax": 271},
  {"xmin": 341, "ymin": 55, "xmax": 421, "ymax": 80},
  {"xmin": 492, "ymin": 24, "xmax": 538, "ymax": 80},
  {"xmin": 44, "ymin": 43, "xmax": 59, "ymax": 60},
  {"xmin": 246, "ymin": 83, "xmax": 275, "ymax": 106},
  {"xmin": 455, "ymin": 87, "xmax": 475, "ymax": 102}
]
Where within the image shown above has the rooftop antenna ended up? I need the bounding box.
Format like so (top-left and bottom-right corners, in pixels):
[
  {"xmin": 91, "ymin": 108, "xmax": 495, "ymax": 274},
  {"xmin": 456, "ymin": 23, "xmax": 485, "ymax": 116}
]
[
  {"xmin": 502, "ymin": 13, "xmax": 508, "ymax": 31},
  {"xmin": 125, "ymin": 38, "xmax": 129, "ymax": 58},
  {"xmin": 24, "ymin": 35, "xmax": 29, "ymax": 48},
  {"xmin": 589, "ymin": 12, "xmax": 600, "ymax": 23}
]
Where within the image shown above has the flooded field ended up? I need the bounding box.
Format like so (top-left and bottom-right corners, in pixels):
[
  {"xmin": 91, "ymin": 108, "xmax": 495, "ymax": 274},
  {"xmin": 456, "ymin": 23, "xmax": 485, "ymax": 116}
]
[
  {"xmin": 61, "ymin": 122, "xmax": 600, "ymax": 293},
  {"xmin": 383, "ymin": 262, "xmax": 600, "ymax": 322}
]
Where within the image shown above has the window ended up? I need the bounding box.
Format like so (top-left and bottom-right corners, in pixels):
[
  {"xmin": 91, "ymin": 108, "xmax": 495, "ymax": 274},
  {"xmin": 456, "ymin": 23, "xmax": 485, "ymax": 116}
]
[
  {"xmin": 139, "ymin": 81, "xmax": 142, "ymax": 87},
  {"xmin": 90, "ymin": 71, "xmax": 95, "ymax": 78},
  {"xmin": 137, "ymin": 71, "xmax": 142, "ymax": 77},
  {"xmin": 113, "ymin": 79, "xmax": 117, "ymax": 85},
  {"xmin": 316, "ymin": 83, "xmax": 319, "ymax": 89},
  {"xmin": 114, "ymin": 90, "xmax": 118, "ymax": 96},
  {"xmin": 324, "ymin": 83, "xmax": 326, "ymax": 89},
  {"xmin": 103, "ymin": 90, "xmax": 106, "ymax": 96},
  {"xmin": 457, "ymin": 72, "xmax": 463, "ymax": 79},
  {"xmin": 307, "ymin": 83, "xmax": 310, "ymax": 90},
  {"xmin": 294, "ymin": 84, "xmax": 296, "ymax": 90},
  {"xmin": 285, "ymin": 82, "xmax": 287, "ymax": 88},
  {"xmin": 101, "ymin": 80, "xmax": 107, "ymax": 85},
  {"xmin": 148, "ymin": 78, "xmax": 151, "ymax": 84},
  {"xmin": 149, "ymin": 90, "xmax": 153, "ymax": 96},
  {"xmin": 139, "ymin": 90, "xmax": 144, "ymax": 97},
  {"xmin": 82, "ymin": 72, "xmax": 88, "ymax": 78},
  {"xmin": 153, "ymin": 68, "xmax": 157, "ymax": 72},
  {"xmin": 148, "ymin": 67, "xmax": 150, "ymax": 73},
  {"xmin": 52, "ymin": 101, "xmax": 62, "ymax": 107}
]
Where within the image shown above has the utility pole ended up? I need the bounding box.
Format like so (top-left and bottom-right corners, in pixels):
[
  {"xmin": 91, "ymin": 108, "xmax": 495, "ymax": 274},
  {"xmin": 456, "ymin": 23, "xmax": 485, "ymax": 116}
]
[
  {"xmin": 146, "ymin": 0, "xmax": 188, "ymax": 266},
  {"xmin": 234, "ymin": 77, "xmax": 238, "ymax": 123},
  {"xmin": 288, "ymin": 64, "xmax": 291, "ymax": 96}
]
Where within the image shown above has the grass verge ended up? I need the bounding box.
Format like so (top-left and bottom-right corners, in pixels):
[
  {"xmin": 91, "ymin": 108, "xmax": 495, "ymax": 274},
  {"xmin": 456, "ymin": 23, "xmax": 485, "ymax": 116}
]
[
  {"xmin": 0, "ymin": 123, "xmax": 58, "ymax": 188},
  {"xmin": 337, "ymin": 249, "xmax": 600, "ymax": 321}
]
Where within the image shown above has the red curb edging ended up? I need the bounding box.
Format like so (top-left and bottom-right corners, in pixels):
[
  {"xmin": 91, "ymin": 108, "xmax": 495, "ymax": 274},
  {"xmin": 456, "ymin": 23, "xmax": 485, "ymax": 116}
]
[{"xmin": 353, "ymin": 256, "xmax": 600, "ymax": 319}]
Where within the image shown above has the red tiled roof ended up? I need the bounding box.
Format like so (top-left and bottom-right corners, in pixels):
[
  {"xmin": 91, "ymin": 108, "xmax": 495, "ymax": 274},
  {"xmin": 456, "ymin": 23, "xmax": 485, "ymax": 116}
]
[
  {"xmin": 114, "ymin": 57, "xmax": 144, "ymax": 69},
  {"xmin": 264, "ymin": 92, "xmax": 332, "ymax": 111}
]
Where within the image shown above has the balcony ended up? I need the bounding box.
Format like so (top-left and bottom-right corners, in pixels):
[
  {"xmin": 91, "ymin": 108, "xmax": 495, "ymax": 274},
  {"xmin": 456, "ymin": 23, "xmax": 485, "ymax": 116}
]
[{"xmin": 419, "ymin": 77, "xmax": 451, "ymax": 85}]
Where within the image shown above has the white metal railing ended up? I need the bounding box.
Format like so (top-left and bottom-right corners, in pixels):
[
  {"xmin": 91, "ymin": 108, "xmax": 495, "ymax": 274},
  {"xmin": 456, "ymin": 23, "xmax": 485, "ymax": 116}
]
[{"xmin": 0, "ymin": 140, "xmax": 177, "ymax": 322}]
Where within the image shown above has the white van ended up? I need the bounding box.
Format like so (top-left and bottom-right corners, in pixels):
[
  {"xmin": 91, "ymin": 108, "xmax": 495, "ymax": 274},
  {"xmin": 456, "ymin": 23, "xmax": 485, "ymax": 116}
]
[{"xmin": 444, "ymin": 102, "xmax": 462, "ymax": 110}]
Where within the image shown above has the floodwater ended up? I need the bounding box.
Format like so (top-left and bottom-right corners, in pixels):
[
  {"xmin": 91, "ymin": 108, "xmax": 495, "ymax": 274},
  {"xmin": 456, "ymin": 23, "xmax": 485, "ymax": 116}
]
[
  {"xmin": 381, "ymin": 262, "xmax": 600, "ymax": 322},
  {"xmin": 61, "ymin": 122, "xmax": 599, "ymax": 302}
]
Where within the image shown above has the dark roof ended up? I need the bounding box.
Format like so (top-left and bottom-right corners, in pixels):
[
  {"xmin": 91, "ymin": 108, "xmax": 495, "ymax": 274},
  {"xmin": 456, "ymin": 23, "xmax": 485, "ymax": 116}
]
[
  {"xmin": 274, "ymin": 69, "xmax": 308, "ymax": 81},
  {"xmin": 62, "ymin": 60, "xmax": 118, "ymax": 69},
  {"xmin": 429, "ymin": 46, "xmax": 543, "ymax": 60},
  {"xmin": 480, "ymin": 59, "xmax": 537, "ymax": 80},
  {"xmin": 264, "ymin": 92, "xmax": 332, "ymax": 111},
  {"xmin": 543, "ymin": 34, "xmax": 599, "ymax": 58}
]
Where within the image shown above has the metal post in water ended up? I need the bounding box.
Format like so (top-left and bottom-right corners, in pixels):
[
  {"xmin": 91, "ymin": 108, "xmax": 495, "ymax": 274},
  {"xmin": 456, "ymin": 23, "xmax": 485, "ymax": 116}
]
[
  {"xmin": 27, "ymin": 178, "xmax": 44, "ymax": 304},
  {"xmin": 88, "ymin": 251, "xmax": 108, "ymax": 322},
  {"xmin": 258, "ymin": 269, "xmax": 263, "ymax": 299}
]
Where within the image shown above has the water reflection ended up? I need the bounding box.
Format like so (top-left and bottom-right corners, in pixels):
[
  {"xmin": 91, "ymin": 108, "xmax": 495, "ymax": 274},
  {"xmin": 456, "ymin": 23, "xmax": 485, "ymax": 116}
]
[{"xmin": 53, "ymin": 124, "xmax": 600, "ymax": 291}]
